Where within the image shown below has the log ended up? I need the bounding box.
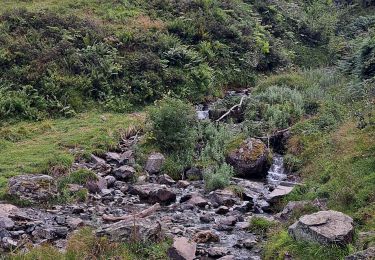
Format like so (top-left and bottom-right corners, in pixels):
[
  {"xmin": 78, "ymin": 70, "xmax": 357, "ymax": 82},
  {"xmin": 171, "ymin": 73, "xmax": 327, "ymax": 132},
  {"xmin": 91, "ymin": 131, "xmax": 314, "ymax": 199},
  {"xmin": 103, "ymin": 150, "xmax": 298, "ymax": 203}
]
[
  {"xmin": 102, "ymin": 203, "xmax": 161, "ymax": 222},
  {"xmin": 215, "ymin": 96, "xmax": 245, "ymax": 122}
]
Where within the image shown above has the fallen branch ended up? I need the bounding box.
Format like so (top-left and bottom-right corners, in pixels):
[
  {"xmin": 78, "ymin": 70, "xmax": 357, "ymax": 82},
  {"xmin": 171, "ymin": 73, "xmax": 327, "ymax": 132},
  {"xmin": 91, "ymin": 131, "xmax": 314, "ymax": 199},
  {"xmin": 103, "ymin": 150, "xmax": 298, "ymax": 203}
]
[
  {"xmin": 102, "ymin": 203, "xmax": 161, "ymax": 222},
  {"xmin": 216, "ymin": 96, "xmax": 245, "ymax": 122}
]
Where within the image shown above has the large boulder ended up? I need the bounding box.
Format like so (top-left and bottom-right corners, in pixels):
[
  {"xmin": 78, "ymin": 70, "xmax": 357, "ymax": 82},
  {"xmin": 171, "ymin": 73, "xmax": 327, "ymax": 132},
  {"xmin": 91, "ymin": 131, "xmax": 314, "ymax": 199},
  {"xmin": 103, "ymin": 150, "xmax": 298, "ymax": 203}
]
[
  {"xmin": 144, "ymin": 153, "xmax": 165, "ymax": 174},
  {"xmin": 288, "ymin": 210, "xmax": 354, "ymax": 246},
  {"xmin": 129, "ymin": 184, "xmax": 176, "ymax": 205},
  {"xmin": 8, "ymin": 174, "xmax": 57, "ymax": 203},
  {"xmin": 113, "ymin": 165, "xmax": 136, "ymax": 181},
  {"xmin": 96, "ymin": 219, "xmax": 163, "ymax": 243},
  {"xmin": 226, "ymin": 138, "xmax": 270, "ymax": 179},
  {"xmin": 168, "ymin": 237, "xmax": 196, "ymax": 260}
]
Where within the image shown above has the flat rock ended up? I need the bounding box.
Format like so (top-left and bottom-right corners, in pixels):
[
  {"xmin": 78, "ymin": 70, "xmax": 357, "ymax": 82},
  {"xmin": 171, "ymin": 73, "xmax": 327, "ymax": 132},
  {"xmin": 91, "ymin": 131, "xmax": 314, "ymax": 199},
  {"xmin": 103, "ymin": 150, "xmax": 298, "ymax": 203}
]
[
  {"xmin": 177, "ymin": 180, "xmax": 190, "ymax": 188},
  {"xmin": 207, "ymin": 247, "xmax": 230, "ymax": 257},
  {"xmin": 185, "ymin": 194, "xmax": 209, "ymax": 208},
  {"xmin": 267, "ymin": 185, "xmax": 294, "ymax": 202},
  {"xmin": 113, "ymin": 165, "xmax": 136, "ymax": 181},
  {"xmin": 208, "ymin": 189, "xmax": 237, "ymax": 207},
  {"xmin": 157, "ymin": 174, "xmax": 176, "ymax": 185},
  {"xmin": 168, "ymin": 236, "xmax": 196, "ymax": 260},
  {"xmin": 288, "ymin": 210, "xmax": 354, "ymax": 246},
  {"xmin": 8, "ymin": 174, "xmax": 57, "ymax": 203},
  {"xmin": 0, "ymin": 204, "xmax": 18, "ymax": 229},
  {"xmin": 129, "ymin": 184, "xmax": 176, "ymax": 205}
]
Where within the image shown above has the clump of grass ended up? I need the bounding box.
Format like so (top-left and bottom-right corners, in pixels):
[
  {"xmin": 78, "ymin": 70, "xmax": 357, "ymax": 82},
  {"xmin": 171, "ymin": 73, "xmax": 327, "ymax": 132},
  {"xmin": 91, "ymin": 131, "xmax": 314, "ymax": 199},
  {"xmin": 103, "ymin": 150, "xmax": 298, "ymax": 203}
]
[{"xmin": 248, "ymin": 217, "xmax": 275, "ymax": 236}]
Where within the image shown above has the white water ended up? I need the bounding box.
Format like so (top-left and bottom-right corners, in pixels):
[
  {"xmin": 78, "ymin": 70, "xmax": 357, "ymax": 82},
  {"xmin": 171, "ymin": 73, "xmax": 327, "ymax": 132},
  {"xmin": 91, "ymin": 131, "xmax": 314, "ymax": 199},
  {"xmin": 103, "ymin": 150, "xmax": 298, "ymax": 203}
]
[{"xmin": 267, "ymin": 154, "xmax": 287, "ymax": 186}]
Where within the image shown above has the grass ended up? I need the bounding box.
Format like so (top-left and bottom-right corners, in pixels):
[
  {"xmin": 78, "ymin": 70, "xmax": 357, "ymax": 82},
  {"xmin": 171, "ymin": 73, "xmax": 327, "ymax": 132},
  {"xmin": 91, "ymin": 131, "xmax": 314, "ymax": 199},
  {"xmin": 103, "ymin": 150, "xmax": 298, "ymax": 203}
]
[
  {"xmin": 6, "ymin": 227, "xmax": 171, "ymax": 260},
  {"xmin": 248, "ymin": 217, "xmax": 275, "ymax": 236},
  {"xmin": 0, "ymin": 111, "xmax": 144, "ymax": 197}
]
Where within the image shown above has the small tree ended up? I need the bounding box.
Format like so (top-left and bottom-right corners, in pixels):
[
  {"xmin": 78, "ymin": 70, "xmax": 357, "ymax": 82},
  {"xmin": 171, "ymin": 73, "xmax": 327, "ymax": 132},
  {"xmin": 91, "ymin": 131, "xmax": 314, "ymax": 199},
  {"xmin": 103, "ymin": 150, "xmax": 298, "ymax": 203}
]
[{"xmin": 148, "ymin": 97, "xmax": 197, "ymax": 153}]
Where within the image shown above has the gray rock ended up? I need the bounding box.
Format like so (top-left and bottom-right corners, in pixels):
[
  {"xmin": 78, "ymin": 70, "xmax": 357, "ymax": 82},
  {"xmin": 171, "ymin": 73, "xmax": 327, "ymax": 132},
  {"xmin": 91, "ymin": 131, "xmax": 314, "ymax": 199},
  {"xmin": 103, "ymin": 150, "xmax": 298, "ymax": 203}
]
[
  {"xmin": 66, "ymin": 217, "xmax": 83, "ymax": 229},
  {"xmin": 86, "ymin": 177, "xmax": 107, "ymax": 194},
  {"xmin": 288, "ymin": 210, "xmax": 354, "ymax": 246},
  {"xmin": 217, "ymin": 216, "xmax": 237, "ymax": 226},
  {"xmin": 209, "ymin": 190, "xmax": 237, "ymax": 207},
  {"xmin": 185, "ymin": 167, "xmax": 202, "ymax": 180},
  {"xmin": 113, "ymin": 165, "xmax": 136, "ymax": 181},
  {"xmin": 276, "ymin": 201, "xmax": 313, "ymax": 221},
  {"xmin": 216, "ymin": 206, "xmax": 229, "ymax": 215},
  {"xmin": 207, "ymin": 247, "xmax": 230, "ymax": 257},
  {"xmin": 91, "ymin": 154, "xmax": 106, "ymax": 165},
  {"xmin": 105, "ymin": 175, "xmax": 117, "ymax": 187},
  {"xmin": 193, "ymin": 230, "xmax": 220, "ymax": 243},
  {"xmin": 217, "ymin": 256, "xmax": 235, "ymax": 260},
  {"xmin": 32, "ymin": 226, "xmax": 69, "ymax": 240},
  {"xmin": 226, "ymin": 138, "xmax": 270, "ymax": 179},
  {"xmin": 184, "ymin": 194, "xmax": 209, "ymax": 208},
  {"xmin": 129, "ymin": 184, "xmax": 176, "ymax": 205},
  {"xmin": 144, "ymin": 153, "xmax": 165, "ymax": 174},
  {"xmin": 177, "ymin": 180, "xmax": 190, "ymax": 188},
  {"xmin": 157, "ymin": 174, "xmax": 176, "ymax": 186},
  {"xmin": 168, "ymin": 236, "xmax": 196, "ymax": 260},
  {"xmin": 345, "ymin": 247, "xmax": 375, "ymax": 260},
  {"xmin": 105, "ymin": 152, "xmax": 122, "ymax": 163},
  {"xmin": 0, "ymin": 204, "xmax": 18, "ymax": 230},
  {"xmin": 96, "ymin": 219, "xmax": 163, "ymax": 243},
  {"xmin": 8, "ymin": 174, "xmax": 57, "ymax": 203},
  {"xmin": 267, "ymin": 185, "xmax": 294, "ymax": 203}
]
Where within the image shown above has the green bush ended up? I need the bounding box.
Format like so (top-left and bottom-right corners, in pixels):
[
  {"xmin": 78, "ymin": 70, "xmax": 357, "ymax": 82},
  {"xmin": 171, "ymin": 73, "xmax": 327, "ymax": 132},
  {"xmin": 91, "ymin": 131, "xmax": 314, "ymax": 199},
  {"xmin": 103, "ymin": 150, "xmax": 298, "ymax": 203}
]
[
  {"xmin": 204, "ymin": 162, "xmax": 233, "ymax": 191},
  {"xmin": 248, "ymin": 217, "xmax": 275, "ymax": 236},
  {"xmin": 148, "ymin": 97, "xmax": 197, "ymax": 153}
]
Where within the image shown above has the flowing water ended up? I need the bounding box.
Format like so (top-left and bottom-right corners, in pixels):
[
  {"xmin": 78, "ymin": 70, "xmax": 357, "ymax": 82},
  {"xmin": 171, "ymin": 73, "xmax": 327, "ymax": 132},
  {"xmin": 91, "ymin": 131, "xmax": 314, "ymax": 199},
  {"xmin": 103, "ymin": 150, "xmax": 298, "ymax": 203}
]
[{"xmin": 267, "ymin": 154, "xmax": 287, "ymax": 187}]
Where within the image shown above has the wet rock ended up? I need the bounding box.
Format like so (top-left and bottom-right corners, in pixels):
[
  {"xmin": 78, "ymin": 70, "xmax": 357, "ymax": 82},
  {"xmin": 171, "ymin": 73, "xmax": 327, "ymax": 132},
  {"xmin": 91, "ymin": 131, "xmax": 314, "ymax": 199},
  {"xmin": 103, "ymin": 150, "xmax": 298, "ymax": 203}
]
[
  {"xmin": 233, "ymin": 201, "xmax": 253, "ymax": 213},
  {"xmin": 216, "ymin": 206, "xmax": 229, "ymax": 215},
  {"xmin": 208, "ymin": 190, "xmax": 237, "ymax": 207},
  {"xmin": 226, "ymin": 138, "xmax": 270, "ymax": 179},
  {"xmin": 243, "ymin": 238, "xmax": 257, "ymax": 249},
  {"xmin": 144, "ymin": 153, "xmax": 165, "ymax": 174},
  {"xmin": 185, "ymin": 167, "xmax": 203, "ymax": 180},
  {"xmin": 345, "ymin": 247, "xmax": 375, "ymax": 260},
  {"xmin": 267, "ymin": 185, "xmax": 294, "ymax": 203},
  {"xmin": 207, "ymin": 247, "xmax": 230, "ymax": 257},
  {"xmin": 184, "ymin": 194, "xmax": 209, "ymax": 208},
  {"xmin": 168, "ymin": 236, "xmax": 196, "ymax": 260},
  {"xmin": 193, "ymin": 230, "xmax": 220, "ymax": 243},
  {"xmin": 96, "ymin": 219, "xmax": 163, "ymax": 243},
  {"xmin": 157, "ymin": 174, "xmax": 176, "ymax": 185},
  {"xmin": 113, "ymin": 165, "xmax": 136, "ymax": 181},
  {"xmin": 177, "ymin": 180, "xmax": 190, "ymax": 188},
  {"xmin": 289, "ymin": 210, "xmax": 354, "ymax": 246},
  {"xmin": 217, "ymin": 255, "xmax": 235, "ymax": 260},
  {"xmin": 254, "ymin": 200, "xmax": 271, "ymax": 213},
  {"xmin": 129, "ymin": 184, "xmax": 176, "ymax": 205},
  {"xmin": 8, "ymin": 174, "xmax": 57, "ymax": 203}
]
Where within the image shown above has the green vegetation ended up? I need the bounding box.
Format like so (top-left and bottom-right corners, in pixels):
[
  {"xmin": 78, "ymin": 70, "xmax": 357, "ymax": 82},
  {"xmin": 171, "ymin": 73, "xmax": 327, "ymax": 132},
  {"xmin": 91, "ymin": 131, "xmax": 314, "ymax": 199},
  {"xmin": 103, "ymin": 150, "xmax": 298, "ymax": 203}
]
[
  {"xmin": 0, "ymin": 112, "xmax": 143, "ymax": 197},
  {"xmin": 8, "ymin": 227, "xmax": 171, "ymax": 260}
]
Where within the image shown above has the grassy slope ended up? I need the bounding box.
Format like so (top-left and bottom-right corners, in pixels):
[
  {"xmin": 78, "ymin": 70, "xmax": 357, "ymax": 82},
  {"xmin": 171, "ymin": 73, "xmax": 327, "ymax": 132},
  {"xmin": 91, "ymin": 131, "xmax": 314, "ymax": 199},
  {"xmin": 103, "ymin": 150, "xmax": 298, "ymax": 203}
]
[{"xmin": 0, "ymin": 112, "xmax": 144, "ymax": 196}]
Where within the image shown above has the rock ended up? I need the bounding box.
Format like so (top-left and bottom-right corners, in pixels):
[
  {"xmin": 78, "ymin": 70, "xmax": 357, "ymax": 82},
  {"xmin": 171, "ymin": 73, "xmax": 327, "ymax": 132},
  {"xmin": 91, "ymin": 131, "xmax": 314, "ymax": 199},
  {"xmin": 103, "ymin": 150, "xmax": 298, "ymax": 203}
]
[
  {"xmin": 233, "ymin": 201, "xmax": 253, "ymax": 213},
  {"xmin": 8, "ymin": 174, "xmax": 57, "ymax": 203},
  {"xmin": 119, "ymin": 150, "xmax": 135, "ymax": 165},
  {"xmin": 208, "ymin": 190, "xmax": 237, "ymax": 207},
  {"xmin": 105, "ymin": 152, "xmax": 121, "ymax": 163},
  {"xmin": 91, "ymin": 154, "xmax": 106, "ymax": 165},
  {"xmin": 177, "ymin": 180, "xmax": 190, "ymax": 188},
  {"xmin": 67, "ymin": 184, "xmax": 84, "ymax": 193},
  {"xmin": 105, "ymin": 175, "xmax": 117, "ymax": 187},
  {"xmin": 113, "ymin": 165, "xmax": 136, "ymax": 181},
  {"xmin": 235, "ymin": 178, "xmax": 265, "ymax": 201},
  {"xmin": 207, "ymin": 247, "xmax": 230, "ymax": 257},
  {"xmin": 243, "ymin": 238, "xmax": 257, "ymax": 249},
  {"xmin": 288, "ymin": 210, "xmax": 354, "ymax": 246},
  {"xmin": 144, "ymin": 153, "xmax": 165, "ymax": 174},
  {"xmin": 96, "ymin": 219, "xmax": 163, "ymax": 243},
  {"xmin": 216, "ymin": 206, "xmax": 229, "ymax": 215},
  {"xmin": 137, "ymin": 174, "xmax": 149, "ymax": 184},
  {"xmin": 129, "ymin": 184, "xmax": 176, "ymax": 205},
  {"xmin": 157, "ymin": 174, "xmax": 176, "ymax": 186},
  {"xmin": 32, "ymin": 226, "xmax": 69, "ymax": 240},
  {"xmin": 0, "ymin": 204, "xmax": 18, "ymax": 230},
  {"xmin": 193, "ymin": 230, "xmax": 220, "ymax": 243},
  {"xmin": 86, "ymin": 177, "xmax": 107, "ymax": 194},
  {"xmin": 275, "ymin": 201, "xmax": 313, "ymax": 221},
  {"xmin": 217, "ymin": 255, "xmax": 235, "ymax": 260},
  {"xmin": 217, "ymin": 216, "xmax": 237, "ymax": 226},
  {"xmin": 226, "ymin": 138, "xmax": 270, "ymax": 179},
  {"xmin": 185, "ymin": 167, "xmax": 203, "ymax": 180},
  {"xmin": 184, "ymin": 194, "xmax": 209, "ymax": 208},
  {"xmin": 235, "ymin": 222, "xmax": 250, "ymax": 230},
  {"xmin": 267, "ymin": 185, "xmax": 294, "ymax": 203},
  {"xmin": 345, "ymin": 247, "xmax": 375, "ymax": 260},
  {"xmin": 200, "ymin": 214, "xmax": 215, "ymax": 223},
  {"xmin": 66, "ymin": 217, "xmax": 84, "ymax": 229},
  {"xmin": 168, "ymin": 236, "xmax": 197, "ymax": 260}
]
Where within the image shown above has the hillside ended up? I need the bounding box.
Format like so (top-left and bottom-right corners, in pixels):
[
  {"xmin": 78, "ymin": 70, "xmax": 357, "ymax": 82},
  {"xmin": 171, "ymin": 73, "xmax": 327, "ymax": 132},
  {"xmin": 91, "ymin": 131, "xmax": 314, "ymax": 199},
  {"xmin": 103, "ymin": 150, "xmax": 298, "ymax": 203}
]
[{"xmin": 0, "ymin": 1, "xmax": 374, "ymax": 260}]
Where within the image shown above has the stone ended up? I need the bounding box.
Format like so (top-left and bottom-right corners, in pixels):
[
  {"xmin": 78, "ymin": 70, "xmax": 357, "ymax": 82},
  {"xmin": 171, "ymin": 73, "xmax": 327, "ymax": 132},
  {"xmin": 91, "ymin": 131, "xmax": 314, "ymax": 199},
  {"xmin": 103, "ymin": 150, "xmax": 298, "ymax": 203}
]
[
  {"xmin": 217, "ymin": 216, "xmax": 237, "ymax": 226},
  {"xmin": 226, "ymin": 138, "xmax": 270, "ymax": 179},
  {"xmin": 217, "ymin": 256, "xmax": 235, "ymax": 260},
  {"xmin": 32, "ymin": 226, "xmax": 69, "ymax": 240},
  {"xmin": 235, "ymin": 222, "xmax": 250, "ymax": 230},
  {"xmin": 243, "ymin": 238, "xmax": 257, "ymax": 249},
  {"xmin": 144, "ymin": 153, "xmax": 165, "ymax": 174},
  {"xmin": 177, "ymin": 180, "xmax": 190, "ymax": 188},
  {"xmin": 157, "ymin": 174, "xmax": 176, "ymax": 185},
  {"xmin": 168, "ymin": 236, "xmax": 197, "ymax": 260},
  {"xmin": 275, "ymin": 201, "xmax": 313, "ymax": 221},
  {"xmin": 67, "ymin": 184, "xmax": 84, "ymax": 193},
  {"xmin": 0, "ymin": 204, "xmax": 18, "ymax": 230},
  {"xmin": 66, "ymin": 217, "xmax": 84, "ymax": 229},
  {"xmin": 233, "ymin": 201, "xmax": 253, "ymax": 213},
  {"xmin": 86, "ymin": 177, "xmax": 107, "ymax": 194},
  {"xmin": 267, "ymin": 185, "xmax": 294, "ymax": 203},
  {"xmin": 8, "ymin": 174, "xmax": 57, "ymax": 203},
  {"xmin": 119, "ymin": 150, "xmax": 135, "ymax": 165},
  {"xmin": 216, "ymin": 206, "xmax": 229, "ymax": 215},
  {"xmin": 207, "ymin": 247, "xmax": 230, "ymax": 257},
  {"xmin": 288, "ymin": 210, "xmax": 354, "ymax": 246},
  {"xmin": 129, "ymin": 184, "xmax": 176, "ymax": 205},
  {"xmin": 91, "ymin": 154, "xmax": 106, "ymax": 165},
  {"xmin": 105, "ymin": 175, "xmax": 117, "ymax": 187},
  {"xmin": 193, "ymin": 230, "xmax": 220, "ymax": 243},
  {"xmin": 184, "ymin": 194, "xmax": 209, "ymax": 208},
  {"xmin": 345, "ymin": 247, "xmax": 375, "ymax": 260},
  {"xmin": 105, "ymin": 152, "xmax": 121, "ymax": 163},
  {"xmin": 185, "ymin": 167, "xmax": 203, "ymax": 180},
  {"xmin": 96, "ymin": 219, "xmax": 163, "ymax": 243},
  {"xmin": 208, "ymin": 190, "xmax": 237, "ymax": 207},
  {"xmin": 113, "ymin": 165, "xmax": 136, "ymax": 181}
]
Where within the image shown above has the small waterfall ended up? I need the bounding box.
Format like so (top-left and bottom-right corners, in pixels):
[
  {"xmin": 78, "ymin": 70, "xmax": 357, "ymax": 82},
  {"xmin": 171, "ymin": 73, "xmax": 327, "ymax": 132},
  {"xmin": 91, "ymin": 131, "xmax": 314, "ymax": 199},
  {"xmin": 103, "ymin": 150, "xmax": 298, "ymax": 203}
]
[
  {"xmin": 267, "ymin": 154, "xmax": 287, "ymax": 186},
  {"xmin": 196, "ymin": 104, "xmax": 209, "ymax": 120}
]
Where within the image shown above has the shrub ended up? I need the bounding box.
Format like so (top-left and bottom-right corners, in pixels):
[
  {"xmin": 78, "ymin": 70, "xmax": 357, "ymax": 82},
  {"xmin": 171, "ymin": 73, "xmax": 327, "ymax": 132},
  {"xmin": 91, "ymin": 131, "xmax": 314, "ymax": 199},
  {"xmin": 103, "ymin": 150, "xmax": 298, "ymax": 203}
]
[
  {"xmin": 148, "ymin": 97, "xmax": 197, "ymax": 153},
  {"xmin": 204, "ymin": 162, "xmax": 233, "ymax": 191}
]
